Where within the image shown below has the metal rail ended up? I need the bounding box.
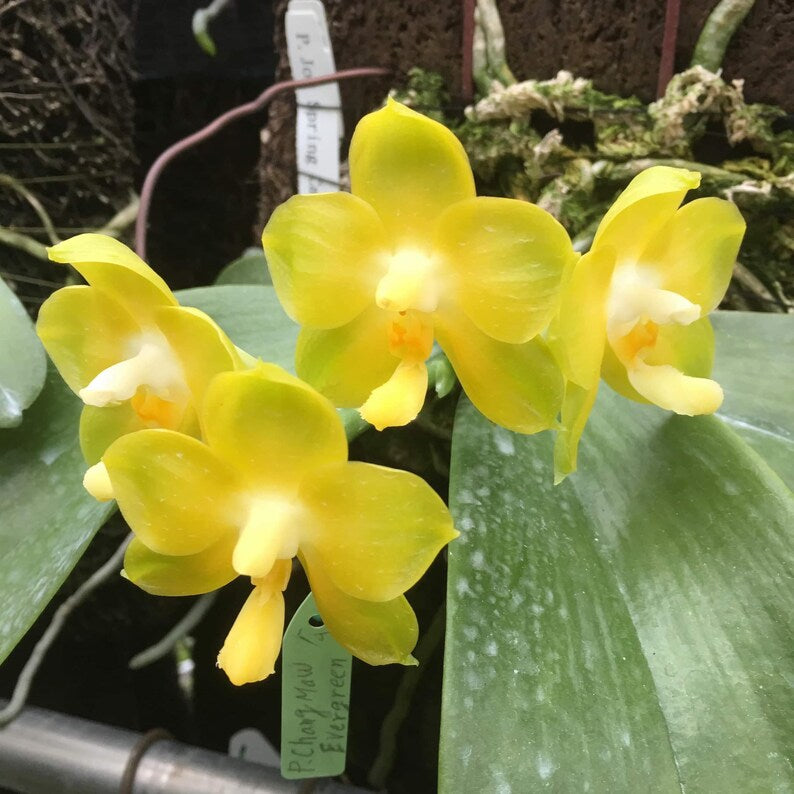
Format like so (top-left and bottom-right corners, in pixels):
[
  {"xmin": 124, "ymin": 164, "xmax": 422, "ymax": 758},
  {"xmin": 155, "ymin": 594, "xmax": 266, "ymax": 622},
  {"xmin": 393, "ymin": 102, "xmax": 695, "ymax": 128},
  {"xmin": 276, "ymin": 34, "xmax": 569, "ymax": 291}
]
[{"xmin": 0, "ymin": 702, "xmax": 366, "ymax": 794}]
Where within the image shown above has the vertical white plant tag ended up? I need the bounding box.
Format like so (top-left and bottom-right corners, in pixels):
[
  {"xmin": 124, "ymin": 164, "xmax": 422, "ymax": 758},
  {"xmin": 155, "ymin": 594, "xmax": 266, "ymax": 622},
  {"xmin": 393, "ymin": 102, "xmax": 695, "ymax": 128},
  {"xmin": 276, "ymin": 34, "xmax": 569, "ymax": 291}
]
[{"xmin": 285, "ymin": 0, "xmax": 342, "ymax": 194}]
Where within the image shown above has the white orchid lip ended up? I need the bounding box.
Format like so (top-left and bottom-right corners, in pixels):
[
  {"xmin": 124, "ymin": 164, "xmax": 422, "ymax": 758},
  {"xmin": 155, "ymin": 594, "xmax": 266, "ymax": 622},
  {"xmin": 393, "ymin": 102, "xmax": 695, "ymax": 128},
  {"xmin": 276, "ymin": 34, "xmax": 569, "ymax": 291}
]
[
  {"xmin": 607, "ymin": 263, "xmax": 700, "ymax": 344},
  {"xmin": 79, "ymin": 334, "xmax": 188, "ymax": 408},
  {"xmin": 606, "ymin": 262, "xmax": 723, "ymax": 416},
  {"xmin": 375, "ymin": 248, "xmax": 439, "ymax": 314}
]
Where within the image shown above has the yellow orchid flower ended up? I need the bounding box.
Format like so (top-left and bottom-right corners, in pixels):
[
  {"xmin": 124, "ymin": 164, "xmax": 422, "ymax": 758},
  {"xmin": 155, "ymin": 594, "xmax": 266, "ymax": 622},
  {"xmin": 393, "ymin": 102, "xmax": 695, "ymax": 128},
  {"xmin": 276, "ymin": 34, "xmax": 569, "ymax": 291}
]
[
  {"xmin": 36, "ymin": 233, "xmax": 243, "ymax": 464},
  {"xmin": 84, "ymin": 364, "xmax": 458, "ymax": 685},
  {"xmin": 262, "ymin": 98, "xmax": 575, "ymax": 433},
  {"xmin": 550, "ymin": 166, "xmax": 746, "ymax": 481}
]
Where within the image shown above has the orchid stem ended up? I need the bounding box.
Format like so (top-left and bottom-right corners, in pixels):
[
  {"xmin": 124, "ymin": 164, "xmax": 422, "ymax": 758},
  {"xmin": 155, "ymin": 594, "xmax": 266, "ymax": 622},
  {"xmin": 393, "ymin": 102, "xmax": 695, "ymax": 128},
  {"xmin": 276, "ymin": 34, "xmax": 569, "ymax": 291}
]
[{"xmin": 128, "ymin": 592, "xmax": 217, "ymax": 670}]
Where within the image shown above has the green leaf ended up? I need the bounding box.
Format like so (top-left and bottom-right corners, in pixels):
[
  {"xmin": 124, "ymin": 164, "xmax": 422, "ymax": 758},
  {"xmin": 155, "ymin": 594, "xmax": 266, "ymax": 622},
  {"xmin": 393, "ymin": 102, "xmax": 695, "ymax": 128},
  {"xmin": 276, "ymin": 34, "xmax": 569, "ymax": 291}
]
[
  {"xmin": 179, "ymin": 285, "xmax": 368, "ymax": 441},
  {"xmin": 177, "ymin": 284, "xmax": 296, "ymax": 366},
  {"xmin": 0, "ymin": 276, "xmax": 46, "ymax": 428},
  {"xmin": 213, "ymin": 248, "xmax": 271, "ymax": 286},
  {"xmin": 442, "ymin": 315, "xmax": 794, "ymax": 792},
  {"xmin": 712, "ymin": 311, "xmax": 794, "ymax": 486},
  {"xmin": 0, "ymin": 365, "xmax": 114, "ymax": 665}
]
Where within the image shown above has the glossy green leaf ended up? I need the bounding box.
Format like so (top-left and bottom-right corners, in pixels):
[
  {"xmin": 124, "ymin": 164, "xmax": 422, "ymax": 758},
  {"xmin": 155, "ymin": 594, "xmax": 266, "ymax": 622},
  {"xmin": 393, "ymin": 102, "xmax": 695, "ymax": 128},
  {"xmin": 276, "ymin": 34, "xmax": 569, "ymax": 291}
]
[
  {"xmin": 0, "ymin": 365, "xmax": 114, "ymax": 664},
  {"xmin": 177, "ymin": 284, "xmax": 295, "ymax": 366},
  {"xmin": 442, "ymin": 314, "xmax": 793, "ymax": 792},
  {"xmin": 0, "ymin": 276, "xmax": 46, "ymax": 428},
  {"xmin": 712, "ymin": 311, "xmax": 794, "ymax": 486},
  {"xmin": 213, "ymin": 248, "xmax": 271, "ymax": 286},
  {"xmin": 179, "ymin": 285, "xmax": 368, "ymax": 440}
]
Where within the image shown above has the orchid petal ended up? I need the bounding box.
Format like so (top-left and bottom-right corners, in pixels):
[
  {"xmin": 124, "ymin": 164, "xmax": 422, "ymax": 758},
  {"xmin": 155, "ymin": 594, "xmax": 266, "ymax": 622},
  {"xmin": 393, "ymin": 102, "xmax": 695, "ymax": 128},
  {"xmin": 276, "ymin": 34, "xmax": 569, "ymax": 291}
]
[
  {"xmin": 296, "ymin": 305, "xmax": 397, "ymax": 408},
  {"xmin": 301, "ymin": 462, "xmax": 457, "ymax": 602},
  {"xmin": 217, "ymin": 581, "xmax": 286, "ymax": 685},
  {"xmin": 640, "ymin": 197, "xmax": 746, "ymax": 313},
  {"xmin": 36, "ymin": 285, "xmax": 139, "ymax": 395},
  {"xmin": 202, "ymin": 366, "xmax": 347, "ymax": 490},
  {"xmin": 154, "ymin": 305, "xmax": 242, "ymax": 424},
  {"xmin": 48, "ymin": 233, "xmax": 176, "ymax": 320},
  {"xmin": 603, "ymin": 316, "xmax": 717, "ymax": 408},
  {"xmin": 553, "ymin": 381, "xmax": 599, "ymax": 484},
  {"xmin": 434, "ymin": 197, "xmax": 573, "ymax": 343},
  {"xmin": 300, "ymin": 549, "xmax": 419, "ymax": 666},
  {"xmin": 436, "ymin": 306, "xmax": 563, "ymax": 434},
  {"xmin": 103, "ymin": 429, "xmax": 243, "ymax": 555},
  {"xmin": 548, "ymin": 248, "xmax": 615, "ymax": 388},
  {"xmin": 349, "ymin": 98, "xmax": 475, "ymax": 243},
  {"xmin": 627, "ymin": 359, "xmax": 723, "ymax": 415},
  {"xmin": 123, "ymin": 534, "xmax": 238, "ymax": 596},
  {"xmin": 262, "ymin": 192, "xmax": 389, "ymax": 329},
  {"xmin": 359, "ymin": 361, "xmax": 428, "ymax": 431},
  {"xmin": 592, "ymin": 167, "xmax": 700, "ymax": 264}
]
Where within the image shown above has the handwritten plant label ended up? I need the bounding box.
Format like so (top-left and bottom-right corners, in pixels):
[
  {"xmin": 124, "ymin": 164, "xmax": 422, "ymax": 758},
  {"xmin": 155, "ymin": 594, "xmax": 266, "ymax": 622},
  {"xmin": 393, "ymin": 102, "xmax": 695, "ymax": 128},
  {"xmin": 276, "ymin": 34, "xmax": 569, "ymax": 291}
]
[
  {"xmin": 281, "ymin": 593, "xmax": 352, "ymax": 779},
  {"xmin": 285, "ymin": 0, "xmax": 342, "ymax": 194}
]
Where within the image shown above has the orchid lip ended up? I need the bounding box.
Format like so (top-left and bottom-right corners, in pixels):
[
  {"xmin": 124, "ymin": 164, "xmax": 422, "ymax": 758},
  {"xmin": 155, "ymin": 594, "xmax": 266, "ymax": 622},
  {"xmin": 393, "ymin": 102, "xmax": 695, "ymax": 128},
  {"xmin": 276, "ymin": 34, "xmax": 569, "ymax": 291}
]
[
  {"xmin": 607, "ymin": 263, "xmax": 701, "ymax": 351},
  {"xmin": 79, "ymin": 333, "xmax": 188, "ymax": 408}
]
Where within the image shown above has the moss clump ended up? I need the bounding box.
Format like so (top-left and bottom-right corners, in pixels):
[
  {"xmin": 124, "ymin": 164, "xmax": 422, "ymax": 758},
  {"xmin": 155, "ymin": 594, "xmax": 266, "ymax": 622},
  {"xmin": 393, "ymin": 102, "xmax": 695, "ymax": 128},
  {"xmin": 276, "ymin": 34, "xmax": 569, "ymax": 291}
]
[{"xmin": 392, "ymin": 67, "xmax": 793, "ymax": 311}]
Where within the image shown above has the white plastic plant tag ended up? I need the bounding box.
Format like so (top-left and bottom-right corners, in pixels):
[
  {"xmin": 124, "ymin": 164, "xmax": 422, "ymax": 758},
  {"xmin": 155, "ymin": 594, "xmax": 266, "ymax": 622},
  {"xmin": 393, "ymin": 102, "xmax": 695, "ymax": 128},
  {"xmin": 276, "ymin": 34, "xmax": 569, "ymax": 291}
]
[
  {"xmin": 281, "ymin": 593, "xmax": 352, "ymax": 779},
  {"xmin": 228, "ymin": 728, "xmax": 280, "ymax": 767},
  {"xmin": 285, "ymin": 0, "xmax": 342, "ymax": 193}
]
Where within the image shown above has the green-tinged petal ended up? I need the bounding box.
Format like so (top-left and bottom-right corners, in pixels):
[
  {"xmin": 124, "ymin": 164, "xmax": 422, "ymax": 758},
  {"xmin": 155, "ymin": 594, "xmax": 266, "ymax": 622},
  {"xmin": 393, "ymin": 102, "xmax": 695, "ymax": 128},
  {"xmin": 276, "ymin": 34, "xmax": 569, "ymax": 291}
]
[
  {"xmin": 48, "ymin": 233, "xmax": 176, "ymax": 319},
  {"xmin": 548, "ymin": 248, "xmax": 615, "ymax": 388},
  {"xmin": 79, "ymin": 403, "xmax": 148, "ymax": 465},
  {"xmin": 359, "ymin": 361, "xmax": 428, "ymax": 431},
  {"xmin": 436, "ymin": 306, "xmax": 563, "ymax": 434},
  {"xmin": 36, "ymin": 285, "xmax": 139, "ymax": 395},
  {"xmin": 640, "ymin": 197, "xmax": 746, "ymax": 313},
  {"xmin": 300, "ymin": 461, "xmax": 457, "ymax": 602},
  {"xmin": 434, "ymin": 197, "xmax": 573, "ymax": 344},
  {"xmin": 296, "ymin": 305, "xmax": 397, "ymax": 407},
  {"xmin": 155, "ymin": 305, "xmax": 241, "ymax": 406},
  {"xmin": 592, "ymin": 167, "xmax": 700, "ymax": 264},
  {"xmin": 103, "ymin": 429, "xmax": 243, "ymax": 555},
  {"xmin": 603, "ymin": 316, "xmax": 716, "ymax": 405},
  {"xmin": 262, "ymin": 192, "xmax": 388, "ymax": 329},
  {"xmin": 644, "ymin": 315, "xmax": 716, "ymax": 374},
  {"xmin": 349, "ymin": 98, "xmax": 475, "ymax": 243},
  {"xmin": 202, "ymin": 366, "xmax": 347, "ymax": 490},
  {"xmin": 553, "ymin": 381, "xmax": 599, "ymax": 484},
  {"xmin": 217, "ymin": 585, "xmax": 285, "ymax": 685},
  {"xmin": 123, "ymin": 534, "xmax": 238, "ymax": 596},
  {"xmin": 602, "ymin": 341, "xmax": 644, "ymax": 404},
  {"xmin": 79, "ymin": 400, "xmax": 199, "ymax": 466},
  {"xmin": 300, "ymin": 549, "xmax": 419, "ymax": 666}
]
